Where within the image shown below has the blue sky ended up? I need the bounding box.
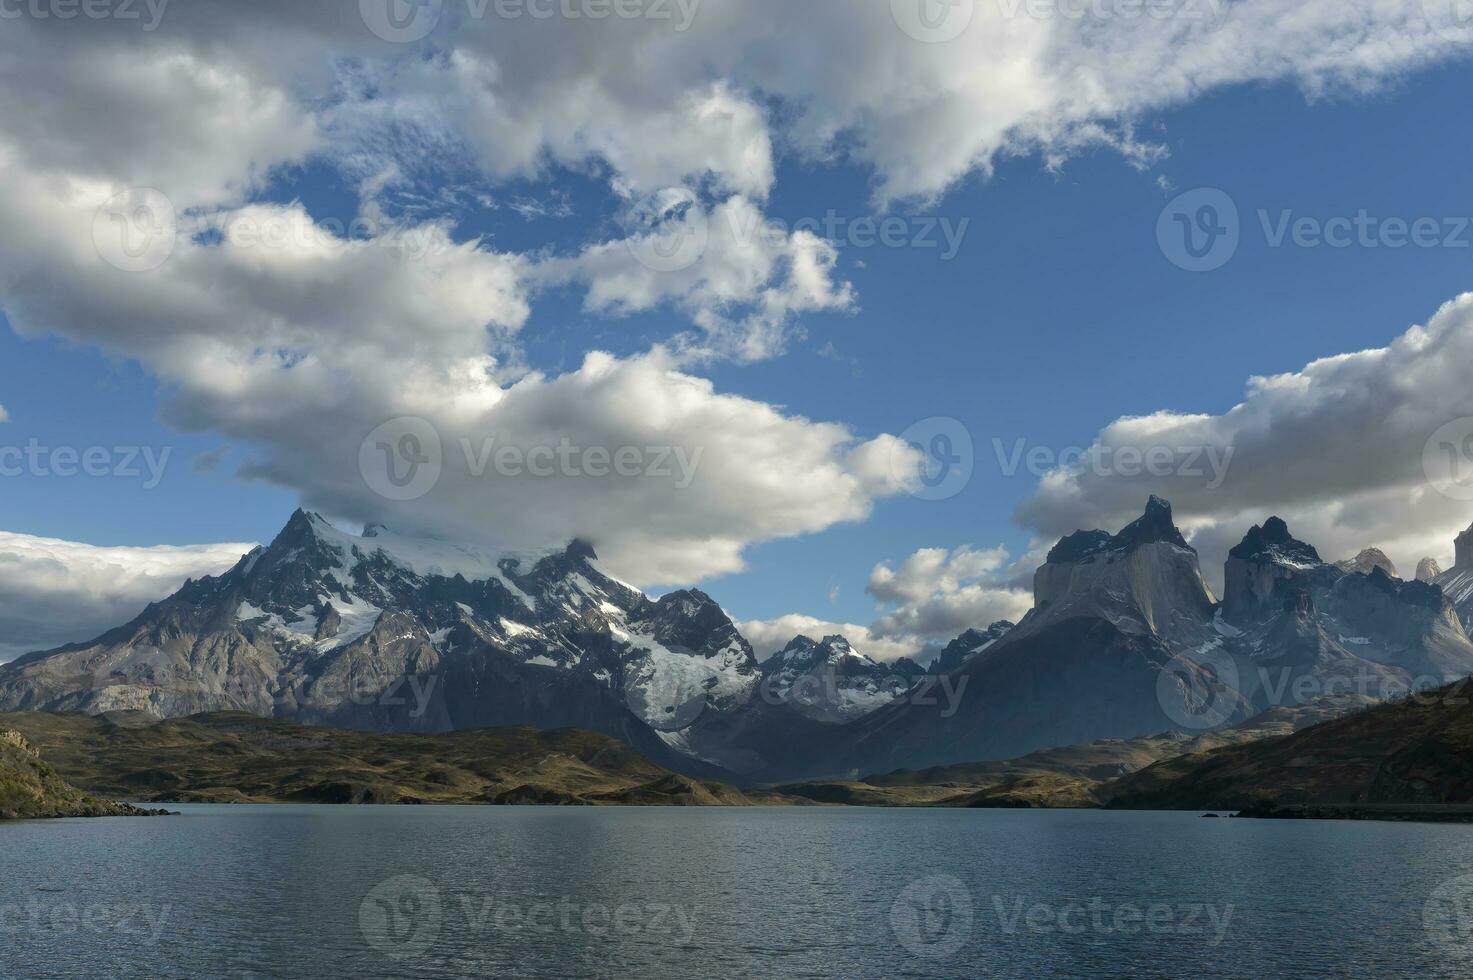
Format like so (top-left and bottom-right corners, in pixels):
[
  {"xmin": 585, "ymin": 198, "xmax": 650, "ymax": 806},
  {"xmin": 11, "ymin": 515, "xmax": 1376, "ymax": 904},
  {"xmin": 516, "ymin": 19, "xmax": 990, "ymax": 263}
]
[{"xmin": 5, "ymin": 2, "xmax": 1473, "ymax": 660}]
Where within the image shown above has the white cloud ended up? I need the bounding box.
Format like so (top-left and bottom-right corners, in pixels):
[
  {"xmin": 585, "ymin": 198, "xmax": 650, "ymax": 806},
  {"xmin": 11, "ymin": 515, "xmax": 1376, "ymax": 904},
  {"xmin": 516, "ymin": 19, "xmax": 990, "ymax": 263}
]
[
  {"xmin": 1017, "ymin": 293, "xmax": 1473, "ymax": 590},
  {"xmin": 256, "ymin": 349, "xmax": 911, "ymax": 584},
  {"xmin": 0, "ymin": 404, "xmax": 8, "ymax": 423},
  {"xmin": 540, "ymin": 193, "xmax": 855, "ymax": 362},
  {"xmin": 0, "ymin": 532, "xmax": 252, "ymax": 662},
  {"xmin": 742, "ymin": 544, "xmax": 1034, "ymax": 663}
]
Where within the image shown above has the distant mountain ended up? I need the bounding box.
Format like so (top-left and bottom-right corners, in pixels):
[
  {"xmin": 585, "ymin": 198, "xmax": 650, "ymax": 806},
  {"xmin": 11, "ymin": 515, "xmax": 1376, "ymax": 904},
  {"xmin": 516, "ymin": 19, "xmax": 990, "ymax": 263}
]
[
  {"xmin": 1417, "ymin": 557, "xmax": 1443, "ymax": 583},
  {"xmin": 1334, "ymin": 548, "xmax": 1398, "ymax": 579},
  {"xmin": 830, "ymin": 499, "xmax": 1473, "ymax": 779},
  {"xmin": 929, "ymin": 621, "xmax": 1014, "ymax": 676},
  {"xmin": 758, "ymin": 634, "xmax": 922, "ymax": 723}
]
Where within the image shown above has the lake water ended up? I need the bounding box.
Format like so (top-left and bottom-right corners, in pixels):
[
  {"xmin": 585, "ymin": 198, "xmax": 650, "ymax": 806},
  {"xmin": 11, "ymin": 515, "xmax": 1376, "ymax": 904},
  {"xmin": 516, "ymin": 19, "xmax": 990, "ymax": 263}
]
[{"xmin": 3, "ymin": 805, "xmax": 1473, "ymax": 978}]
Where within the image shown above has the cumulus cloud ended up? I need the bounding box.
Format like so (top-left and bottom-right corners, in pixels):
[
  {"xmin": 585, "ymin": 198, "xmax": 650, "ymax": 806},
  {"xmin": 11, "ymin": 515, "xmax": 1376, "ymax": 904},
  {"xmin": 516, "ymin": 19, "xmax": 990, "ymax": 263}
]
[
  {"xmin": 0, "ymin": 532, "xmax": 253, "ymax": 662},
  {"xmin": 742, "ymin": 544, "xmax": 1034, "ymax": 663},
  {"xmin": 1017, "ymin": 294, "xmax": 1473, "ymax": 590},
  {"xmin": 540, "ymin": 192, "xmax": 855, "ymax": 362}
]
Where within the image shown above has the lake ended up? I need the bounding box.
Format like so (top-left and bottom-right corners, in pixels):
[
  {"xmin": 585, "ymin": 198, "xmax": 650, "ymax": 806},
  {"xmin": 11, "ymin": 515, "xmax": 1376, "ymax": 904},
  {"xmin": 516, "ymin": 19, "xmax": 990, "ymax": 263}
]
[{"xmin": 2, "ymin": 805, "xmax": 1473, "ymax": 978}]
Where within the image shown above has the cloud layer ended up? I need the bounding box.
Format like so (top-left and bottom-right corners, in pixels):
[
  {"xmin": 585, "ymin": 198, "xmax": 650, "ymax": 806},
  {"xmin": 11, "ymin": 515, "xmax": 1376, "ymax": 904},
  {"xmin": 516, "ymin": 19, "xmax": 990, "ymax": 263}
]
[
  {"xmin": 2, "ymin": 0, "xmax": 1471, "ymax": 599},
  {"xmin": 0, "ymin": 533, "xmax": 252, "ymax": 662}
]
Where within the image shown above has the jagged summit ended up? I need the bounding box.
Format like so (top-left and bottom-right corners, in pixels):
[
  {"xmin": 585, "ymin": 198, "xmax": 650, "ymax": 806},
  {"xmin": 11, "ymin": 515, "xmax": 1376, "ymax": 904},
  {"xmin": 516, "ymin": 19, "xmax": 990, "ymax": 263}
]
[
  {"xmin": 930, "ymin": 621, "xmax": 1015, "ymax": 675},
  {"xmin": 1046, "ymin": 496, "xmax": 1191, "ymax": 564},
  {"xmin": 1228, "ymin": 516, "xmax": 1321, "ymax": 566}
]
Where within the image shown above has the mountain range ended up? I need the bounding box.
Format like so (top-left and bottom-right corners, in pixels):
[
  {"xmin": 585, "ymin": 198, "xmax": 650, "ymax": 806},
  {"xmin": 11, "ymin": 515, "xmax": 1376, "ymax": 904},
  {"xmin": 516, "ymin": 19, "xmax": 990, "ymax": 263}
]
[{"xmin": 5, "ymin": 499, "xmax": 1473, "ymax": 783}]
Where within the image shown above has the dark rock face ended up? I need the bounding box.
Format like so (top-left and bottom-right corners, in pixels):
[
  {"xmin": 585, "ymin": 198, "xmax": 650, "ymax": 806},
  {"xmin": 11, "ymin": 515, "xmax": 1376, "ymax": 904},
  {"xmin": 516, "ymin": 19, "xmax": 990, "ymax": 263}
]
[
  {"xmin": 1223, "ymin": 517, "xmax": 1336, "ymax": 627},
  {"xmin": 1458, "ymin": 525, "xmax": 1473, "ymax": 571}
]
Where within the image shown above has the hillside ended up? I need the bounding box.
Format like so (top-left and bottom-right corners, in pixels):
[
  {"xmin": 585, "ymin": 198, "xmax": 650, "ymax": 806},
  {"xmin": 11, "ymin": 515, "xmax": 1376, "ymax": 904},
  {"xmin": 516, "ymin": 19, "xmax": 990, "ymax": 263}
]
[
  {"xmin": 1105, "ymin": 680, "xmax": 1473, "ymax": 811},
  {"xmin": 0, "ymin": 728, "xmax": 164, "ymax": 819},
  {"xmin": 0, "ymin": 711, "xmax": 793, "ymax": 807}
]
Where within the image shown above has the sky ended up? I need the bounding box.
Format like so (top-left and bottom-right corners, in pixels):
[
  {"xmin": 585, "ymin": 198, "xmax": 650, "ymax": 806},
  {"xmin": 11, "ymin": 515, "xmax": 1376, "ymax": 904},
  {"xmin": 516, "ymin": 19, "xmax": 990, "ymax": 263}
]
[{"xmin": 5, "ymin": 0, "xmax": 1473, "ymax": 662}]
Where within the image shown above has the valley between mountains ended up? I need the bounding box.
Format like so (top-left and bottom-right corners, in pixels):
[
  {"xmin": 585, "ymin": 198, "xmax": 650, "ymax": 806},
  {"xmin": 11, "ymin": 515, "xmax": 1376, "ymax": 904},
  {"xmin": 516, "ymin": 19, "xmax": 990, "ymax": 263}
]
[{"xmin": 7, "ymin": 497, "xmax": 1473, "ymax": 811}]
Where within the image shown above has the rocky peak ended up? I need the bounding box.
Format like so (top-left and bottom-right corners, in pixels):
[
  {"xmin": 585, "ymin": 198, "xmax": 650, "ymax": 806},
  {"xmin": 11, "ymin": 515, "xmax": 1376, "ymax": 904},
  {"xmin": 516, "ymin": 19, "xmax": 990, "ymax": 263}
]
[
  {"xmin": 1417, "ymin": 557, "xmax": 1444, "ymax": 583},
  {"xmin": 1045, "ymin": 497, "xmax": 1192, "ymax": 566},
  {"xmin": 1113, "ymin": 495, "xmax": 1191, "ymax": 551},
  {"xmin": 1228, "ymin": 517, "xmax": 1321, "ymax": 566},
  {"xmin": 1336, "ymin": 548, "xmax": 1398, "ymax": 579}
]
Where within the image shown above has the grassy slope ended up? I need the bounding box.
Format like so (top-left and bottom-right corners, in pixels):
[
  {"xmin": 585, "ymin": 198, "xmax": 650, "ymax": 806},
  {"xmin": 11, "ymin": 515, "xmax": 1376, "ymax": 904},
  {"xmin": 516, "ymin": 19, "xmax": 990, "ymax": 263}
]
[
  {"xmin": 1105, "ymin": 682, "xmax": 1473, "ymax": 811},
  {"xmin": 0, "ymin": 711, "xmax": 796, "ymax": 807}
]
